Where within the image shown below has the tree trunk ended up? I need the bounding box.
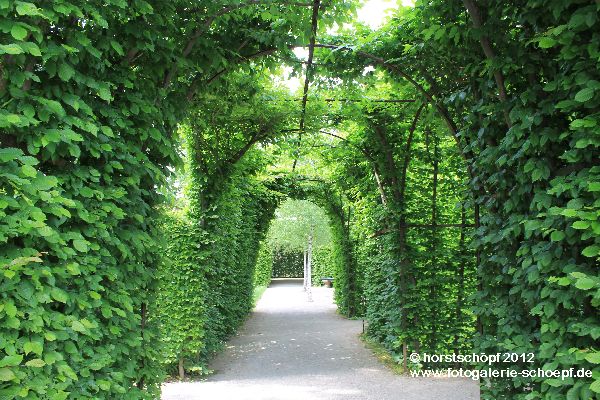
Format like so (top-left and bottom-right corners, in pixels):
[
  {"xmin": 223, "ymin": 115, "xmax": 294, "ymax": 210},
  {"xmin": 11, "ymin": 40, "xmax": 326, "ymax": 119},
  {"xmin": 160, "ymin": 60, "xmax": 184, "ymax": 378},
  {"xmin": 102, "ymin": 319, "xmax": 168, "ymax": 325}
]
[
  {"xmin": 178, "ymin": 357, "xmax": 185, "ymax": 380},
  {"xmin": 303, "ymin": 250, "xmax": 308, "ymax": 291},
  {"xmin": 453, "ymin": 204, "xmax": 467, "ymax": 359},
  {"xmin": 307, "ymin": 228, "xmax": 313, "ymax": 302},
  {"xmin": 429, "ymin": 141, "xmax": 439, "ymax": 351},
  {"xmin": 475, "ymin": 203, "xmax": 483, "ymax": 335},
  {"xmin": 462, "ymin": 0, "xmax": 511, "ymax": 128}
]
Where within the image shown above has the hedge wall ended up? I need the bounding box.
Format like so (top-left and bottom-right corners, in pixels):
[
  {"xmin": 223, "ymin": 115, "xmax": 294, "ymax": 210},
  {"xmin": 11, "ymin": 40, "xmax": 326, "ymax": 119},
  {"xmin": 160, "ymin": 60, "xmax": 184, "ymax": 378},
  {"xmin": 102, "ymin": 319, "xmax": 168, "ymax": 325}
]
[
  {"xmin": 201, "ymin": 175, "xmax": 277, "ymax": 358},
  {"xmin": 377, "ymin": 1, "xmax": 600, "ymax": 396},
  {"xmin": 155, "ymin": 213, "xmax": 206, "ymax": 376},
  {"xmin": 311, "ymin": 245, "xmax": 336, "ymax": 286},
  {"xmin": 271, "ymin": 249, "xmax": 303, "ymax": 278},
  {"xmin": 0, "ymin": 1, "xmax": 179, "ymax": 397},
  {"xmin": 253, "ymin": 240, "xmax": 273, "ymax": 288}
]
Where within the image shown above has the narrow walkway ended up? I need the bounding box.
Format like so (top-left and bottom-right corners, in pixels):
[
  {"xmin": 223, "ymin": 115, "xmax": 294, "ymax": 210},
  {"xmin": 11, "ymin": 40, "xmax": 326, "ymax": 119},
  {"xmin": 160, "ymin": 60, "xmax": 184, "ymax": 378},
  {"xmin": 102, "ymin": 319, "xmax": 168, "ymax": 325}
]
[{"xmin": 161, "ymin": 279, "xmax": 479, "ymax": 400}]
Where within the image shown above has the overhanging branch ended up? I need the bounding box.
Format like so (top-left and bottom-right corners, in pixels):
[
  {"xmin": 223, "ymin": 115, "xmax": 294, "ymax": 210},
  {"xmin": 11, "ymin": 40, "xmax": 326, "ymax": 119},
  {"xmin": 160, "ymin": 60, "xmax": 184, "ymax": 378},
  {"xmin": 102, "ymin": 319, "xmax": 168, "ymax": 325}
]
[{"xmin": 292, "ymin": 0, "xmax": 321, "ymax": 171}]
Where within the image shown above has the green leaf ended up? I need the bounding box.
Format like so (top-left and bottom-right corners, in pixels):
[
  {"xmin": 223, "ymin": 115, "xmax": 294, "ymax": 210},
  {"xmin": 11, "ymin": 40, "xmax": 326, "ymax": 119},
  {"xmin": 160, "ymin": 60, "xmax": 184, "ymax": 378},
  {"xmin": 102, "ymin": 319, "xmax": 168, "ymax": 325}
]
[
  {"xmin": 0, "ymin": 148, "xmax": 23, "ymax": 162},
  {"xmin": 50, "ymin": 288, "xmax": 68, "ymax": 303},
  {"xmin": 97, "ymin": 88, "xmax": 112, "ymax": 101},
  {"xmin": 25, "ymin": 359, "xmax": 46, "ymax": 368},
  {"xmin": 97, "ymin": 380, "xmax": 111, "ymax": 390},
  {"xmin": 89, "ymin": 291, "xmax": 101, "ymax": 300},
  {"xmin": 545, "ymin": 378, "xmax": 563, "ymax": 387},
  {"xmin": 0, "ymin": 44, "xmax": 24, "ymax": 55},
  {"xmin": 21, "ymin": 164, "xmax": 37, "ymax": 177},
  {"xmin": 66, "ymin": 263, "xmax": 81, "ymax": 275},
  {"xmin": 570, "ymin": 118, "xmax": 596, "ymax": 129},
  {"xmin": 15, "ymin": 2, "xmax": 41, "ymax": 16},
  {"xmin": 574, "ymin": 87, "xmax": 594, "ymax": 103},
  {"xmin": 10, "ymin": 24, "xmax": 27, "ymax": 41},
  {"xmin": 71, "ymin": 320, "xmax": 86, "ymax": 333},
  {"xmin": 582, "ymin": 245, "xmax": 599, "ymax": 257},
  {"xmin": 40, "ymin": 99, "xmax": 65, "ymax": 116},
  {"xmin": 110, "ymin": 40, "xmax": 124, "ymax": 56},
  {"xmin": 23, "ymin": 341, "xmax": 42, "ymax": 356},
  {"xmin": 4, "ymin": 302, "xmax": 17, "ymax": 317},
  {"xmin": 538, "ymin": 37, "xmax": 556, "ymax": 48},
  {"xmin": 100, "ymin": 126, "xmax": 114, "ymax": 137},
  {"xmin": 0, "ymin": 368, "xmax": 15, "ymax": 382},
  {"xmin": 58, "ymin": 63, "xmax": 75, "ymax": 82},
  {"xmin": 79, "ymin": 187, "xmax": 93, "ymax": 198},
  {"xmin": 32, "ymin": 175, "xmax": 58, "ymax": 191},
  {"xmin": 585, "ymin": 352, "xmax": 600, "ymax": 364},
  {"xmin": 572, "ymin": 221, "xmax": 590, "ymax": 230},
  {"xmin": 20, "ymin": 41, "xmax": 41, "ymax": 56},
  {"xmin": 73, "ymin": 239, "xmax": 89, "ymax": 252},
  {"xmin": 556, "ymin": 277, "xmax": 570, "ymax": 286},
  {"xmin": 0, "ymin": 355, "xmax": 23, "ymax": 368},
  {"xmin": 550, "ymin": 231, "xmax": 565, "ymax": 241},
  {"xmin": 37, "ymin": 226, "xmax": 54, "ymax": 237},
  {"xmin": 591, "ymin": 379, "xmax": 600, "ymax": 394},
  {"xmin": 6, "ymin": 114, "xmax": 21, "ymax": 125},
  {"xmin": 575, "ymin": 277, "xmax": 595, "ymax": 290}
]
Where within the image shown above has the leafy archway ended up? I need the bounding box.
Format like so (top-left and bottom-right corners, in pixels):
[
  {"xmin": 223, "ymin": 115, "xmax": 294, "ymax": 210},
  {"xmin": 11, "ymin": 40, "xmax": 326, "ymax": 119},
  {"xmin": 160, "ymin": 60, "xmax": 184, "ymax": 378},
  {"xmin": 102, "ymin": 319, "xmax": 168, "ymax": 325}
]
[{"xmin": 1, "ymin": 1, "xmax": 598, "ymax": 399}]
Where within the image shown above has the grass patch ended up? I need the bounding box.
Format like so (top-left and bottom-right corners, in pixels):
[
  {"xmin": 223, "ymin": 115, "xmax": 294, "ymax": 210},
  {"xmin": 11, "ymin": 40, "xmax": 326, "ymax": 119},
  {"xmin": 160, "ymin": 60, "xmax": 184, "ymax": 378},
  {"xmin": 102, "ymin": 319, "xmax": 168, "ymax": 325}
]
[
  {"xmin": 252, "ymin": 285, "xmax": 267, "ymax": 307},
  {"xmin": 360, "ymin": 333, "xmax": 404, "ymax": 375}
]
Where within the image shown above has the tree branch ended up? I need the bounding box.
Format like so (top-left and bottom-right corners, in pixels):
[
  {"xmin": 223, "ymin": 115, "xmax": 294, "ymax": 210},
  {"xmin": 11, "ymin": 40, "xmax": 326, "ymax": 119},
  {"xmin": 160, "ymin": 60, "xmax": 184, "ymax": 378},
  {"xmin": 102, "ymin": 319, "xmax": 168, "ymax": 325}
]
[
  {"xmin": 186, "ymin": 47, "xmax": 280, "ymax": 101},
  {"xmin": 371, "ymin": 223, "xmax": 476, "ymax": 238},
  {"xmin": 319, "ymin": 130, "xmax": 388, "ymax": 205},
  {"xmin": 226, "ymin": 126, "xmax": 271, "ymax": 165},
  {"xmin": 462, "ymin": 0, "xmax": 511, "ymax": 127},
  {"xmin": 163, "ymin": 1, "xmax": 313, "ymax": 89},
  {"xmin": 398, "ymin": 103, "xmax": 426, "ymax": 205},
  {"xmin": 292, "ymin": 0, "xmax": 321, "ymax": 171}
]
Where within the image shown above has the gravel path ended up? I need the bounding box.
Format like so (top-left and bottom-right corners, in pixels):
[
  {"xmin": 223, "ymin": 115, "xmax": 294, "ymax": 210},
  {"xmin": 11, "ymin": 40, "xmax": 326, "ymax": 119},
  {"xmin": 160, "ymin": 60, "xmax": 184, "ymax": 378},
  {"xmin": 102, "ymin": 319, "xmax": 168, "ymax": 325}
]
[{"xmin": 161, "ymin": 278, "xmax": 480, "ymax": 400}]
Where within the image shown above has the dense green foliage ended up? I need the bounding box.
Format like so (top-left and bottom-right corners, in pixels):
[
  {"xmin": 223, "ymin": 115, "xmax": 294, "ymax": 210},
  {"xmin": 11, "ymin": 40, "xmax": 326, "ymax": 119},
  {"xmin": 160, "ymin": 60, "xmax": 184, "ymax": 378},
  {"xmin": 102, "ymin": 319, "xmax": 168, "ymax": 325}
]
[
  {"xmin": 0, "ymin": 0, "xmax": 182, "ymax": 396},
  {"xmin": 253, "ymin": 240, "xmax": 273, "ymax": 288},
  {"xmin": 266, "ymin": 246, "xmax": 335, "ymax": 283},
  {"xmin": 361, "ymin": 1, "xmax": 600, "ymax": 397},
  {"xmin": 0, "ymin": 0, "xmax": 354, "ymax": 396},
  {"xmin": 313, "ymin": 88, "xmax": 476, "ymax": 358},
  {"xmin": 154, "ymin": 79, "xmax": 288, "ymax": 375},
  {"xmin": 271, "ymin": 250, "xmax": 303, "ymax": 278},
  {"xmin": 311, "ymin": 246, "xmax": 335, "ymax": 286},
  {"xmin": 2, "ymin": 0, "xmax": 598, "ymax": 398},
  {"xmin": 155, "ymin": 213, "xmax": 205, "ymax": 375}
]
